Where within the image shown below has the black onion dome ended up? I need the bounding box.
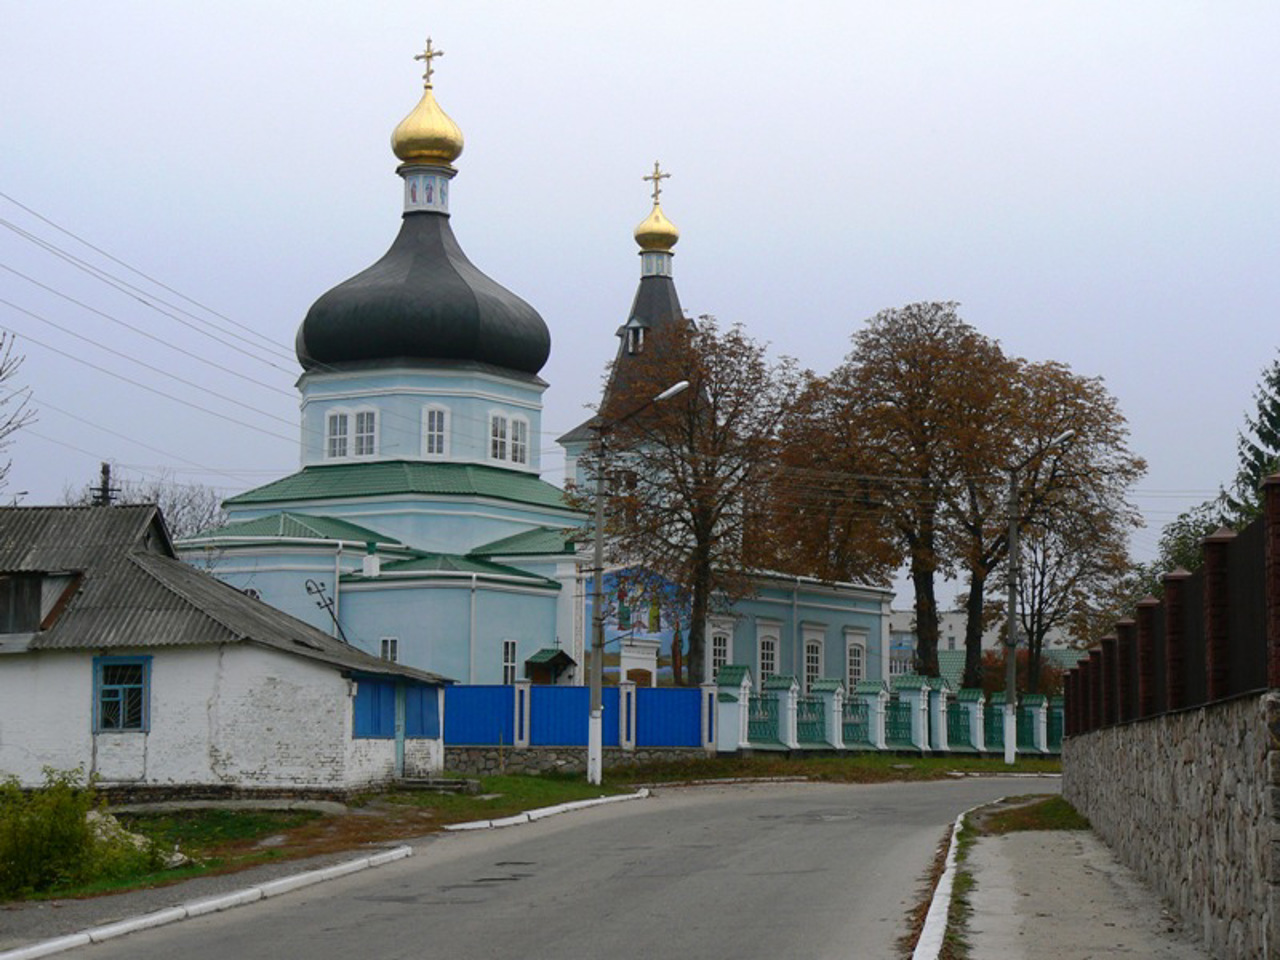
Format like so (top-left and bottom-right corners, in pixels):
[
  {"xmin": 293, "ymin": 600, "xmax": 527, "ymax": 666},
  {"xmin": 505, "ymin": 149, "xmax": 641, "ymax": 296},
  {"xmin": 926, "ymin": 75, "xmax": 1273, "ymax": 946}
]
[{"xmin": 296, "ymin": 213, "xmax": 550, "ymax": 375}]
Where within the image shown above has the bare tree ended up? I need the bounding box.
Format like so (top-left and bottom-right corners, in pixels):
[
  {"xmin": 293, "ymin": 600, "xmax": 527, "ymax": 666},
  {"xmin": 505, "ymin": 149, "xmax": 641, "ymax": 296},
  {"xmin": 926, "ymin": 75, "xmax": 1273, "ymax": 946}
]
[
  {"xmin": 0, "ymin": 334, "xmax": 36, "ymax": 492},
  {"xmin": 64, "ymin": 467, "xmax": 226, "ymax": 540}
]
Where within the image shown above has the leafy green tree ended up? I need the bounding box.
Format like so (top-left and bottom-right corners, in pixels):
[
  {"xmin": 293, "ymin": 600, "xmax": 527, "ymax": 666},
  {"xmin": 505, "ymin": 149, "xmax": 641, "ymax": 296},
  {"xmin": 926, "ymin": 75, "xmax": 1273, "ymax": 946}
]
[{"xmin": 1225, "ymin": 353, "xmax": 1280, "ymax": 523}]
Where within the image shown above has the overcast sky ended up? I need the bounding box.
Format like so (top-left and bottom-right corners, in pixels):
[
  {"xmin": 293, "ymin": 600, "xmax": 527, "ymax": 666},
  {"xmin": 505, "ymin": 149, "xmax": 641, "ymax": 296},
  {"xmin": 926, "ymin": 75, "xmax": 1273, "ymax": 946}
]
[{"xmin": 2, "ymin": 2, "xmax": 1277, "ymax": 597}]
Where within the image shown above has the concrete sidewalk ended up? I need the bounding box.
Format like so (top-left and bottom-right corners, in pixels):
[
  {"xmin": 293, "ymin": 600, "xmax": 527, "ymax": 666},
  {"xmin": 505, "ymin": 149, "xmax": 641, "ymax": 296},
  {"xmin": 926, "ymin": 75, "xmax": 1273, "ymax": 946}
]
[{"xmin": 966, "ymin": 829, "xmax": 1211, "ymax": 958}]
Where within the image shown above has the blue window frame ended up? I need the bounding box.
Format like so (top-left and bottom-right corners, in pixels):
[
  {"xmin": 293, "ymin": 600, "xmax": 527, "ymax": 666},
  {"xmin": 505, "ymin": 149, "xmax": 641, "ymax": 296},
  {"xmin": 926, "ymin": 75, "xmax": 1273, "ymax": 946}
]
[{"xmin": 93, "ymin": 656, "xmax": 151, "ymax": 732}]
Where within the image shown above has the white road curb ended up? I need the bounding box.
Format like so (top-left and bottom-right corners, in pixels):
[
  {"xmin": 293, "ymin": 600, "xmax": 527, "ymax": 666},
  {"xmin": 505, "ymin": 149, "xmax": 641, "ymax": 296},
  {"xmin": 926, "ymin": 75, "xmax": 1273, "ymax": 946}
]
[
  {"xmin": 0, "ymin": 846, "xmax": 412, "ymax": 960},
  {"xmin": 443, "ymin": 788, "xmax": 650, "ymax": 831},
  {"xmin": 912, "ymin": 799, "xmax": 1001, "ymax": 960}
]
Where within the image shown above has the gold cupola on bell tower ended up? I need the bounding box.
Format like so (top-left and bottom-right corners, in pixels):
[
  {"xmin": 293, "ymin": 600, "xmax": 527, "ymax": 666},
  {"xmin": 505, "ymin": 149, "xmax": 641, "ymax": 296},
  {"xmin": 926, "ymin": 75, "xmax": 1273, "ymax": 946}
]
[
  {"xmin": 633, "ymin": 160, "xmax": 680, "ymax": 253},
  {"xmin": 391, "ymin": 37, "xmax": 464, "ymax": 169}
]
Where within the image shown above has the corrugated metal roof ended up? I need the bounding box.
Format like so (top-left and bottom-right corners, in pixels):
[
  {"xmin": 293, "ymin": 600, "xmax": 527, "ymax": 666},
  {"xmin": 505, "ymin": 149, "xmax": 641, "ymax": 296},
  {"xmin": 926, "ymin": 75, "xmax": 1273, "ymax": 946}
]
[
  {"xmin": 470, "ymin": 526, "xmax": 579, "ymax": 557},
  {"xmin": 0, "ymin": 504, "xmax": 169, "ymax": 573},
  {"xmin": 182, "ymin": 512, "xmax": 403, "ymax": 546},
  {"xmin": 224, "ymin": 460, "xmax": 580, "ymax": 513},
  {"xmin": 1, "ymin": 505, "xmax": 447, "ymax": 684},
  {"xmin": 348, "ymin": 552, "xmax": 560, "ymax": 589}
]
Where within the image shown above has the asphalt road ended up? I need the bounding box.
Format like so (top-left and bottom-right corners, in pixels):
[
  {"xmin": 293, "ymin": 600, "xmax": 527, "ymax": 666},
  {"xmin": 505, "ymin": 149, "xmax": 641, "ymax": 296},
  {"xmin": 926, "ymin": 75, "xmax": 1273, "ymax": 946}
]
[{"xmin": 50, "ymin": 778, "xmax": 1052, "ymax": 960}]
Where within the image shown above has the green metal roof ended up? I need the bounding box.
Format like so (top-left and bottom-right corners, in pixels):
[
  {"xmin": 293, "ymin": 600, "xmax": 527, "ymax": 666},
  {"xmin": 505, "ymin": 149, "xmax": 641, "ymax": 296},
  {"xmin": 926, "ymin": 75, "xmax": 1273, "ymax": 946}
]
[
  {"xmin": 853, "ymin": 680, "xmax": 888, "ymax": 695},
  {"xmin": 344, "ymin": 552, "xmax": 560, "ymax": 589},
  {"xmin": 763, "ymin": 674, "xmax": 798, "ymax": 691},
  {"xmin": 225, "ymin": 461, "xmax": 580, "ymax": 513},
  {"xmin": 936, "ymin": 650, "xmax": 968, "ymax": 690},
  {"xmin": 955, "ymin": 688, "xmax": 985, "ymax": 702},
  {"xmin": 1022, "ymin": 693, "xmax": 1048, "ymax": 705},
  {"xmin": 809, "ymin": 678, "xmax": 843, "ymax": 693},
  {"xmin": 716, "ymin": 664, "xmax": 751, "ymax": 688},
  {"xmin": 471, "ymin": 526, "xmax": 579, "ymax": 557},
  {"xmin": 526, "ymin": 647, "xmax": 575, "ymax": 665},
  {"xmin": 891, "ymin": 674, "xmax": 930, "ymax": 691},
  {"xmin": 182, "ymin": 512, "xmax": 403, "ymax": 546}
]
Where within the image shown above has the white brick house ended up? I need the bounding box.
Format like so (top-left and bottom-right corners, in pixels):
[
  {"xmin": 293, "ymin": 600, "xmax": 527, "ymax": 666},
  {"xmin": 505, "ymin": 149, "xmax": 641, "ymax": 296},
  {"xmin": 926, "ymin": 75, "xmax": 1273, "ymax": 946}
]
[{"xmin": 0, "ymin": 504, "xmax": 450, "ymax": 793}]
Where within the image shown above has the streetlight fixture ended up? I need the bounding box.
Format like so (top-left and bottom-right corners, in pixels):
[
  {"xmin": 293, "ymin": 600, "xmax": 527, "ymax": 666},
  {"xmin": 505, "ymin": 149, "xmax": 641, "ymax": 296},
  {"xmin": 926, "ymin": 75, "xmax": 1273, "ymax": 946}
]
[
  {"xmin": 588, "ymin": 379, "xmax": 691, "ymax": 785},
  {"xmin": 1004, "ymin": 428, "xmax": 1075, "ymax": 765}
]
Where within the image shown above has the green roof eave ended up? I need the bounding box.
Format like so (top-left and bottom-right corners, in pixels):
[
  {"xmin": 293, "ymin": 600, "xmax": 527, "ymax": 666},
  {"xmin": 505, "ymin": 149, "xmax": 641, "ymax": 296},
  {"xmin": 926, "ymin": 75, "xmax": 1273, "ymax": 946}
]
[
  {"xmin": 716, "ymin": 664, "xmax": 751, "ymax": 687},
  {"xmin": 224, "ymin": 461, "xmax": 584, "ymax": 515},
  {"xmin": 342, "ymin": 551, "xmax": 561, "ymax": 590},
  {"xmin": 178, "ymin": 511, "xmax": 406, "ymax": 548},
  {"xmin": 470, "ymin": 526, "xmax": 579, "ymax": 558}
]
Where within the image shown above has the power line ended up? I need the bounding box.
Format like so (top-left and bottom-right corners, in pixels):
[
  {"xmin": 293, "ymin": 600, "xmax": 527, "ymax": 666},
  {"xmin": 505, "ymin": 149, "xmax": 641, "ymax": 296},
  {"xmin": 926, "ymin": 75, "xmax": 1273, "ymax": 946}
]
[{"xmin": 0, "ymin": 192, "xmax": 292, "ymax": 362}]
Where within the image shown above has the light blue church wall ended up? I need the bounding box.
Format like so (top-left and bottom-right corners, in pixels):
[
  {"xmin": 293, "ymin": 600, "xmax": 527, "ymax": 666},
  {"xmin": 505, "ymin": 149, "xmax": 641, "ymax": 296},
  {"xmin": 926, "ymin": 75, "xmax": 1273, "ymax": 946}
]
[
  {"xmin": 298, "ymin": 366, "xmax": 547, "ymax": 472},
  {"xmin": 221, "ymin": 497, "xmax": 580, "ymax": 558},
  {"xmin": 339, "ymin": 580, "xmax": 560, "ymax": 684},
  {"xmin": 585, "ymin": 569, "xmax": 891, "ymax": 688}
]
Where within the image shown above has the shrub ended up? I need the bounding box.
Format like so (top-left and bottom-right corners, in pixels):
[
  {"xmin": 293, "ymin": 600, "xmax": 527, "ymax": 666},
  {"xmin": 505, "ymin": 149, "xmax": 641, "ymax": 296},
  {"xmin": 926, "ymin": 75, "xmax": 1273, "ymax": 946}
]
[{"xmin": 0, "ymin": 767, "xmax": 162, "ymax": 898}]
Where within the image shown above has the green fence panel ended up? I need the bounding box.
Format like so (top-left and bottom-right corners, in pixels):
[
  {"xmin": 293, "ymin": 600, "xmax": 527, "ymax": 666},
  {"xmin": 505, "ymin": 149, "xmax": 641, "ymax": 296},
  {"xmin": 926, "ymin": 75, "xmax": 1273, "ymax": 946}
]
[
  {"xmin": 946, "ymin": 701, "xmax": 970, "ymax": 748},
  {"xmin": 885, "ymin": 698, "xmax": 913, "ymax": 746},
  {"xmin": 842, "ymin": 699, "xmax": 870, "ymax": 745},
  {"xmin": 1048, "ymin": 705, "xmax": 1064, "ymax": 751},
  {"xmin": 797, "ymin": 696, "xmax": 825, "ymax": 744},
  {"xmin": 985, "ymin": 702, "xmax": 1004, "ymax": 749},
  {"xmin": 748, "ymin": 693, "xmax": 779, "ymax": 744},
  {"xmin": 1016, "ymin": 706, "xmax": 1036, "ymax": 749}
]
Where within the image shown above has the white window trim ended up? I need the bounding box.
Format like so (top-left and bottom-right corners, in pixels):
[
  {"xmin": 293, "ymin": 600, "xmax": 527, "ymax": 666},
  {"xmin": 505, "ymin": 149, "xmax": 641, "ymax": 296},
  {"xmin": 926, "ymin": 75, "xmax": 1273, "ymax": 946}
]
[
  {"xmin": 708, "ymin": 617, "xmax": 733, "ymax": 683},
  {"xmin": 502, "ymin": 639, "xmax": 518, "ymax": 685},
  {"xmin": 422, "ymin": 404, "xmax": 451, "ymax": 459},
  {"xmin": 510, "ymin": 415, "xmax": 530, "ymax": 466},
  {"xmin": 352, "ymin": 406, "xmax": 379, "ymax": 458},
  {"xmin": 380, "ymin": 636, "xmax": 399, "ymax": 663},
  {"xmin": 326, "ymin": 408, "xmax": 351, "ymax": 460},
  {"xmin": 489, "ymin": 411, "xmax": 510, "ymax": 463},
  {"xmin": 803, "ymin": 633, "xmax": 823, "ymax": 694},
  {"xmin": 757, "ymin": 628, "xmax": 778, "ymax": 683},
  {"xmin": 844, "ymin": 629, "xmax": 867, "ymax": 691}
]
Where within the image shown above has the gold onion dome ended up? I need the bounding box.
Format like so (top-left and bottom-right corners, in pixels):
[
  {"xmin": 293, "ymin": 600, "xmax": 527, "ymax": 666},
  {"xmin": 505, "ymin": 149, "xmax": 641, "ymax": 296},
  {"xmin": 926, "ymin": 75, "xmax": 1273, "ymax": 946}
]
[
  {"xmin": 633, "ymin": 160, "xmax": 678, "ymax": 252},
  {"xmin": 391, "ymin": 38, "xmax": 464, "ymax": 167},
  {"xmin": 634, "ymin": 203, "xmax": 679, "ymax": 252}
]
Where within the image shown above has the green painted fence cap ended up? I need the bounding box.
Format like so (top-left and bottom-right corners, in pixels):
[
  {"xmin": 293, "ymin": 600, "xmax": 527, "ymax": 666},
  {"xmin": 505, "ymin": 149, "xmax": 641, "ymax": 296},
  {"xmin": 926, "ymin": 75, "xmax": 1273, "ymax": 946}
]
[
  {"xmin": 809, "ymin": 678, "xmax": 843, "ymax": 693},
  {"xmin": 1021, "ymin": 693, "xmax": 1048, "ymax": 705},
  {"xmin": 763, "ymin": 674, "xmax": 798, "ymax": 691},
  {"xmin": 716, "ymin": 664, "xmax": 752, "ymax": 687},
  {"xmin": 955, "ymin": 688, "xmax": 985, "ymax": 702},
  {"xmin": 717, "ymin": 692, "xmax": 739, "ymax": 703},
  {"xmin": 853, "ymin": 680, "xmax": 888, "ymax": 694},
  {"xmin": 892, "ymin": 674, "xmax": 930, "ymax": 690},
  {"xmin": 990, "ymin": 691, "xmax": 1007, "ymax": 704}
]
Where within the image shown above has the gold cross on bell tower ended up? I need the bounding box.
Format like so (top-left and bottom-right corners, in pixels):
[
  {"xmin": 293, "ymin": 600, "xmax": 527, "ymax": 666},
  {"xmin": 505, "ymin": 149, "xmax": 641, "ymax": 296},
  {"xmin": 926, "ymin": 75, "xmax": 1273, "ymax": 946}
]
[
  {"xmin": 643, "ymin": 161, "xmax": 670, "ymax": 205},
  {"xmin": 415, "ymin": 37, "xmax": 444, "ymax": 88}
]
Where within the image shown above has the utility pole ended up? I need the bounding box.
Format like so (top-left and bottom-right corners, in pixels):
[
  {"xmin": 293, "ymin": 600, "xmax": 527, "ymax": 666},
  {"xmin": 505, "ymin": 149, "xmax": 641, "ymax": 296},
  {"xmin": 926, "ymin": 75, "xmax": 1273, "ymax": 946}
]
[{"xmin": 91, "ymin": 462, "xmax": 118, "ymax": 506}]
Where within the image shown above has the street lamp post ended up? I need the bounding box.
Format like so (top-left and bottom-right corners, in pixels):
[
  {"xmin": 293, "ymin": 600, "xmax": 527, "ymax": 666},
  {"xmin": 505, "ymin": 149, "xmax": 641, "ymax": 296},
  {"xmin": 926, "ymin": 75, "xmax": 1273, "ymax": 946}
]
[
  {"xmin": 588, "ymin": 379, "xmax": 690, "ymax": 785},
  {"xmin": 1004, "ymin": 429, "xmax": 1074, "ymax": 765}
]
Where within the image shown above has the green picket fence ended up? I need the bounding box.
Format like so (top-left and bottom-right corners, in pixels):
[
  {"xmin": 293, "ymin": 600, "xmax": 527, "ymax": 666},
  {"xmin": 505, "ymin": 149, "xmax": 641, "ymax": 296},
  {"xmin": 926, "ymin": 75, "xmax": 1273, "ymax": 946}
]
[
  {"xmin": 1017, "ymin": 707, "xmax": 1036, "ymax": 750},
  {"xmin": 946, "ymin": 701, "xmax": 972, "ymax": 750},
  {"xmin": 985, "ymin": 702, "xmax": 1004, "ymax": 749}
]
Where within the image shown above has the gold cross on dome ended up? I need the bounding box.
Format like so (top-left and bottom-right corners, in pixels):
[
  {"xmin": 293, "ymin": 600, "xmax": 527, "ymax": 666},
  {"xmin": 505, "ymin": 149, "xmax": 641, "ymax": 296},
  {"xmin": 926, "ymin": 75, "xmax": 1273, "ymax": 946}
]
[
  {"xmin": 415, "ymin": 37, "xmax": 444, "ymax": 87},
  {"xmin": 643, "ymin": 161, "xmax": 670, "ymax": 204}
]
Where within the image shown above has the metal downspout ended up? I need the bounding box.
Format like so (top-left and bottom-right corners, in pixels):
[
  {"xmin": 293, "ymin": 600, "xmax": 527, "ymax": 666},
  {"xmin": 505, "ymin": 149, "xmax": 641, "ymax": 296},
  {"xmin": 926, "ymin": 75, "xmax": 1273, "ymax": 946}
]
[
  {"xmin": 792, "ymin": 577, "xmax": 800, "ymax": 680},
  {"xmin": 469, "ymin": 573, "xmax": 478, "ymax": 683},
  {"xmin": 333, "ymin": 544, "xmax": 343, "ymax": 638}
]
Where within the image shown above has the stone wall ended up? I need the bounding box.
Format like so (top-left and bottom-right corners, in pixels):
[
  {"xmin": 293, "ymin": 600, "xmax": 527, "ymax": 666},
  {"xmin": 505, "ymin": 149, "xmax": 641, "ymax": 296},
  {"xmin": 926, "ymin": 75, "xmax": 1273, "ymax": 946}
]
[
  {"xmin": 1063, "ymin": 691, "xmax": 1280, "ymax": 958},
  {"xmin": 445, "ymin": 746, "xmax": 710, "ymax": 777}
]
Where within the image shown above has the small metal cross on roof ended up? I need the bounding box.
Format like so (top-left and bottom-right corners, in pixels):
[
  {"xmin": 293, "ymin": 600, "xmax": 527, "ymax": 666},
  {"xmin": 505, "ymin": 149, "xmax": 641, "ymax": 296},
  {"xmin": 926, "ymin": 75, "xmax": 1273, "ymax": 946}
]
[
  {"xmin": 415, "ymin": 37, "xmax": 444, "ymax": 87},
  {"xmin": 643, "ymin": 161, "xmax": 670, "ymax": 204}
]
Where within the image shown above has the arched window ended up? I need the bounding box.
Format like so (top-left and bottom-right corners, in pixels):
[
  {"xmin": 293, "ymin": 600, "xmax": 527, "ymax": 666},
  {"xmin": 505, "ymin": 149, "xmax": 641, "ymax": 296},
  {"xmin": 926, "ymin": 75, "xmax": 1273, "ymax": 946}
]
[
  {"xmin": 423, "ymin": 405, "xmax": 449, "ymax": 457},
  {"xmin": 758, "ymin": 635, "xmax": 777, "ymax": 681},
  {"xmin": 804, "ymin": 637, "xmax": 823, "ymax": 693},
  {"xmin": 846, "ymin": 630, "xmax": 867, "ymax": 689}
]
